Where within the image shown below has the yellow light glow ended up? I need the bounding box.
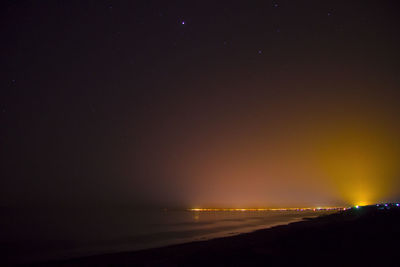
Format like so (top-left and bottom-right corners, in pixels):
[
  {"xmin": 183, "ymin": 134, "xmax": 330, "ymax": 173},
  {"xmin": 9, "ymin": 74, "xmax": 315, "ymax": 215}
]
[
  {"xmin": 315, "ymin": 124, "xmax": 400, "ymax": 206},
  {"xmin": 355, "ymin": 201, "xmax": 368, "ymax": 207}
]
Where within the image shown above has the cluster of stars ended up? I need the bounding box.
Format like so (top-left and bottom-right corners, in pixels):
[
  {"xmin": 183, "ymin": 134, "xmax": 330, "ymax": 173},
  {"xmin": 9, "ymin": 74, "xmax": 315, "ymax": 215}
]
[{"xmin": 101, "ymin": 2, "xmax": 335, "ymax": 58}]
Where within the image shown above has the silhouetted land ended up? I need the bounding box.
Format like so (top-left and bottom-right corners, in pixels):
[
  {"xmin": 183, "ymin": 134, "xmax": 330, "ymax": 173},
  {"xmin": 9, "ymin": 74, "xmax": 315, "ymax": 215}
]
[{"xmin": 41, "ymin": 205, "xmax": 400, "ymax": 266}]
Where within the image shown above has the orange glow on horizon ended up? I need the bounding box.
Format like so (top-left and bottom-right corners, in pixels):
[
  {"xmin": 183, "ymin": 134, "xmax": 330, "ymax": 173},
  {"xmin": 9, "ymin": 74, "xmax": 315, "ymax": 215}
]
[
  {"xmin": 188, "ymin": 207, "xmax": 346, "ymax": 212},
  {"xmin": 166, "ymin": 103, "xmax": 400, "ymax": 208}
]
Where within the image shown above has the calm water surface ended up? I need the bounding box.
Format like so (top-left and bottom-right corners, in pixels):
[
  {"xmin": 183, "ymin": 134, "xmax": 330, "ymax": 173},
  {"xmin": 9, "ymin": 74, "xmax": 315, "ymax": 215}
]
[{"xmin": 0, "ymin": 208, "xmax": 335, "ymax": 263}]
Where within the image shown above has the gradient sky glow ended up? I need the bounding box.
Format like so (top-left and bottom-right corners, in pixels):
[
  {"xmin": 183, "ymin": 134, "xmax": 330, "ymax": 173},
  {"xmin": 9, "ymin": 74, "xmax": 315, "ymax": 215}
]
[{"xmin": 1, "ymin": 0, "xmax": 400, "ymax": 208}]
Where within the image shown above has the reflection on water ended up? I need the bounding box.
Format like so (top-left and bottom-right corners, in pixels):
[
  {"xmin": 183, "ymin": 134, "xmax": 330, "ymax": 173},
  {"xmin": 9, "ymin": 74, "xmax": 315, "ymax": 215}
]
[{"xmin": 0, "ymin": 208, "xmax": 335, "ymax": 263}]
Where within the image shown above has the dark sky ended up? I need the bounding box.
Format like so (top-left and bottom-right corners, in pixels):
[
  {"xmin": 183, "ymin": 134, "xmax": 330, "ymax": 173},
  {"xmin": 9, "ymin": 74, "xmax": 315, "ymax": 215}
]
[{"xmin": 1, "ymin": 0, "xmax": 400, "ymax": 208}]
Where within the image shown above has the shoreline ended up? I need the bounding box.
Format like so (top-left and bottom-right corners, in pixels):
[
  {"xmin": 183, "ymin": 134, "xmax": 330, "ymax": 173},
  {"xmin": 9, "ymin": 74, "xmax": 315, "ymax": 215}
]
[
  {"xmin": 2, "ymin": 210, "xmax": 333, "ymax": 265},
  {"xmin": 35, "ymin": 214, "xmax": 341, "ymax": 265},
  {"xmin": 40, "ymin": 205, "xmax": 400, "ymax": 266},
  {"xmin": 28, "ymin": 213, "xmax": 315, "ymax": 265}
]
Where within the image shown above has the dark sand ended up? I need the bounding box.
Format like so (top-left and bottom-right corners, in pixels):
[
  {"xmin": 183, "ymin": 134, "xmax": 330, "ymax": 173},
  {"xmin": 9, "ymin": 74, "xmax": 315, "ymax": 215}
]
[{"xmin": 39, "ymin": 205, "xmax": 400, "ymax": 266}]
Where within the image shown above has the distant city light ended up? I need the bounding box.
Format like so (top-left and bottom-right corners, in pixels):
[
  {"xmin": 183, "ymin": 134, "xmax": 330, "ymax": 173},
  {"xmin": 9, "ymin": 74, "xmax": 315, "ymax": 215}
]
[{"xmin": 188, "ymin": 207, "xmax": 346, "ymax": 212}]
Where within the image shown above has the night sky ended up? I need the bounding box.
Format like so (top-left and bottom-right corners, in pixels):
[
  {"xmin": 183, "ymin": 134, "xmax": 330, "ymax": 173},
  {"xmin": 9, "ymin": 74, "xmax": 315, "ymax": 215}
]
[{"xmin": 1, "ymin": 0, "xmax": 400, "ymax": 208}]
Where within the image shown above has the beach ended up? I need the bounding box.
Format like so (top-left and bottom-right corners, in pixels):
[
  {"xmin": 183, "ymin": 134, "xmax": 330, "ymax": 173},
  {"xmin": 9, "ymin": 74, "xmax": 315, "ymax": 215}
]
[
  {"xmin": 3, "ymin": 1, "xmax": 400, "ymax": 266},
  {"xmin": 0, "ymin": 208, "xmax": 333, "ymax": 264},
  {"xmin": 43, "ymin": 205, "xmax": 400, "ymax": 266}
]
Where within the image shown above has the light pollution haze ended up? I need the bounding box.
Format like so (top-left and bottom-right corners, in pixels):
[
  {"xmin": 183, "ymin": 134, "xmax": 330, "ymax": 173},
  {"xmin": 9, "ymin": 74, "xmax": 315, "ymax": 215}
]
[
  {"xmin": 120, "ymin": 73, "xmax": 400, "ymax": 208},
  {"xmin": 2, "ymin": 1, "xmax": 400, "ymax": 209}
]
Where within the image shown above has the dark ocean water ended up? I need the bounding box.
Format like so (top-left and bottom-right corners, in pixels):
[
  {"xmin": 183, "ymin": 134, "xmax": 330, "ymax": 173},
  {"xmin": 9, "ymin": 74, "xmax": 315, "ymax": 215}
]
[{"xmin": 0, "ymin": 207, "xmax": 334, "ymax": 263}]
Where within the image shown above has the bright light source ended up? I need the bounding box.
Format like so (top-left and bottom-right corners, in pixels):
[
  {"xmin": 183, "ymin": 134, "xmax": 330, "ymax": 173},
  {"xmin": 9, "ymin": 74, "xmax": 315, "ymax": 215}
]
[{"xmin": 355, "ymin": 205, "xmax": 359, "ymax": 209}]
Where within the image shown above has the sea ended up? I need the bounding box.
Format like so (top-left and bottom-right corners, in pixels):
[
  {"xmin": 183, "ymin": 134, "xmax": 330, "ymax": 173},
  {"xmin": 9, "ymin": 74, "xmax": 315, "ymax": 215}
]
[{"xmin": 0, "ymin": 207, "xmax": 335, "ymax": 264}]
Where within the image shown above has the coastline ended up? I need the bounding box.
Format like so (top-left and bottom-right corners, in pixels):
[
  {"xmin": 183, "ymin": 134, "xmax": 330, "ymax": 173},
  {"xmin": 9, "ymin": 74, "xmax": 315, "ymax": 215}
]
[
  {"xmin": 40, "ymin": 205, "xmax": 400, "ymax": 266},
  {"xmin": 26, "ymin": 214, "xmax": 312, "ymax": 265},
  {"xmin": 2, "ymin": 210, "xmax": 329, "ymax": 265}
]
